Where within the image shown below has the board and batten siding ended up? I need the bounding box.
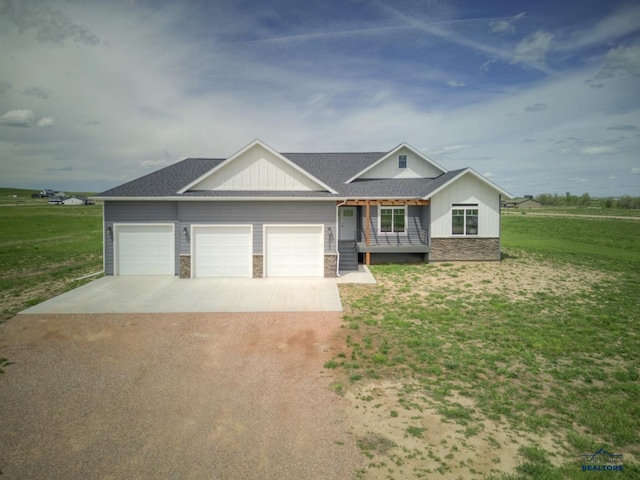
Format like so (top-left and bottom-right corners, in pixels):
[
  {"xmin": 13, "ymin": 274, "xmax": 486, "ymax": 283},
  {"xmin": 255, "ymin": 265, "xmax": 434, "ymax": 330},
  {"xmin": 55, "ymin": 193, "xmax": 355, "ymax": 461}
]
[
  {"xmin": 104, "ymin": 201, "xmax": 180, "ymax": 275},
  {"xmin": 191, "ymin": 144, "xmax": 322, "ymax": 191},
  {"xmin": 178, "ymin": 201, "xmax": 337, "ymax": 254},
  {"xmin": 430, "ymin": 173, "xmax": 501, "ymax": 238},
  {"xmin": 359, "ymin": 146, "xmax": 443, "ymax": 179},
  {"xmin": 359, "ymin": 205, "xmax": 428, "ymax": 245}
]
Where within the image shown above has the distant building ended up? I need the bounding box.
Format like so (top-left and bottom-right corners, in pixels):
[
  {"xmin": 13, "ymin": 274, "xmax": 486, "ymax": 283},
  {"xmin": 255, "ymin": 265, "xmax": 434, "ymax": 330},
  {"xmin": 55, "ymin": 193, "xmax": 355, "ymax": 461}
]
[
  {"xmin": 503, "ymin": 198, "xmax": 542, "ymax": 209},
  {"xmin": 62, "ymin": 196, "xmax": 93, "ymax": 206}
]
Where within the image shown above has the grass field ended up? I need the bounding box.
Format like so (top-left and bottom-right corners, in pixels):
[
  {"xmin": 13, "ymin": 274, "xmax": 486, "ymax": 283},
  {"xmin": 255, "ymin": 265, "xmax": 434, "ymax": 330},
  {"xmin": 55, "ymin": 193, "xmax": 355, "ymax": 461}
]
[
  {"xmin": 505, "ymin": 206, "xmax": 640, "ymax": 218},
  {"xmin": 334, "ymin": 213, "xmax": 640, "ymax": 479},
  {"xmin": 0, "ymin": 203, "xmax": 103, "ymax": 320}
]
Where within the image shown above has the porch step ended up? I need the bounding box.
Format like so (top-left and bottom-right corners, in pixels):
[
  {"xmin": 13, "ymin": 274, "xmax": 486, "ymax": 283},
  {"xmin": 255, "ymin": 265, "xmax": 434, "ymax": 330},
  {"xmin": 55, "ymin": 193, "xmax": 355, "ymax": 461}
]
[{"xmin": 338, "ymin": 241, "xmax": 358, "ymax": 271}]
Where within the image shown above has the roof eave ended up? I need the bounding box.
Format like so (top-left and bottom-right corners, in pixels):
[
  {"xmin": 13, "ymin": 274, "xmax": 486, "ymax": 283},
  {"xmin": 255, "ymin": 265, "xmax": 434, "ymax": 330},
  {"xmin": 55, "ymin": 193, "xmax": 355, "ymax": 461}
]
[{"xmin": 92, "ymin": 196, "xmax": 344, "ymax": 202}]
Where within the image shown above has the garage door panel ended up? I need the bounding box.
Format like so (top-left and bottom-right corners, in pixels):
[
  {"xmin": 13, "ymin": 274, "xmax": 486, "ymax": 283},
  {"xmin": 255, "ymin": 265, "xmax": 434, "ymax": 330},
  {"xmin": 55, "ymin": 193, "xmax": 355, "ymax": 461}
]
[
  {"xmin": 193, "ymin": 226, "xmax": 252, "ymax": 278},
  {"xmin": 116, "ymin": 225, "xmax": 175, "ymax": 275},
  {"xmin": 265, "ymin": 225, "xmax": 323, "ymax": 277}
]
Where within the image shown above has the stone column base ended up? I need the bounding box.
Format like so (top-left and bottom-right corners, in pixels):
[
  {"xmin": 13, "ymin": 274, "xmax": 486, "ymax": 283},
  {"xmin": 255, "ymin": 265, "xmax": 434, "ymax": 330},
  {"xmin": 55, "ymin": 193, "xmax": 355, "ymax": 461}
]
[
  {"xmin": 429, "ymin": 238, "xmax": 501, "ymax": 261},
  {"xmin": 180, "ymin": 255, "xmax": 191, "ymax": 278},
  {"xmin": 324, "ymin": 254, "xmax": 337, "ymax": 277},
  {"xmin": 253, "ymin": 255, "xmax": 263, "ymax": 278}
]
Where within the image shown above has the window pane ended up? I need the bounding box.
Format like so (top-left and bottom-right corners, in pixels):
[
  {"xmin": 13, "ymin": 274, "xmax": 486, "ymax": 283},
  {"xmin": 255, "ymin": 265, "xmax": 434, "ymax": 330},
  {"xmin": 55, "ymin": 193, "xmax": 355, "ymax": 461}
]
[
  {"xmin": 381, "ymin": 209, "xmax": 392, "ymax": 232},
  {"xmin": 393, "ymin": 208, "xmax": 405, "ymax": 232},
  {"xmin": 398, "ymin": 155, "xmax": 407, "ymax": 169},
  {"xmin": 466, "ymin": 210, "xmax": 478, "ymax": 235},
  {"xmin": 452, "ymin": 209, "xmax": 464, "ymax": 235}
]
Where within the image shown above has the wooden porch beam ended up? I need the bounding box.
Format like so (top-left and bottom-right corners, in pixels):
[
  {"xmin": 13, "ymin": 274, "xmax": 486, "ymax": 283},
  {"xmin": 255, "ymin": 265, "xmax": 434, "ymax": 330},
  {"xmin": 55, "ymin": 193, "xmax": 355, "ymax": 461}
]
[
  {"xmin": 341, "ymin": 199, "xmax": 430, "ymax": 206},
  {"xmin": 365, "ymin": 201, "xmax": 371, "ymax": 266}
]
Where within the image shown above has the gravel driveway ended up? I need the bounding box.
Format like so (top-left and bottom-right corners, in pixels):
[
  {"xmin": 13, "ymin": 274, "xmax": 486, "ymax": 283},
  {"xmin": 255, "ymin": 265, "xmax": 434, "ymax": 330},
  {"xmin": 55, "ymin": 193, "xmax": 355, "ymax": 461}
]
[{"xmin": 0, "ymin": 312, "xmax": 362, "ymax": 479}]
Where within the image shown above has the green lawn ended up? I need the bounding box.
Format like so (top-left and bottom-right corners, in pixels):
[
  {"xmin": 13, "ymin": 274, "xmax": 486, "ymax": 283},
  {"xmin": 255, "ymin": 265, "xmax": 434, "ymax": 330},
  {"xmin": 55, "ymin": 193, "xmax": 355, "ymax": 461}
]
[
  {"xmin": 504, "ymin": 205, "xmax": 640, "ymax": 217},
  {"xmin": 335, "ymin": 214, "xmax": 640, "ymax": 479},
  {"xmin": 0, "ymin": 204, "xmax": 103, "ymax": 320}
]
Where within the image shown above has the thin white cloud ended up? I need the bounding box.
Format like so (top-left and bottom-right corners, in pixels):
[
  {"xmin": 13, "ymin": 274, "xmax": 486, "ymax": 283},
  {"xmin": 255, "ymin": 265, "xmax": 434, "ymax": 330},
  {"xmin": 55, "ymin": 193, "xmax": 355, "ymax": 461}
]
[
  {"xmin": 0, "ymin": 80, "xmax": 12, "ymax": 95},
  {"xmin": 559, "ymin": 3, "xmax": 640, "ymax": 53},
  {"xmin": 0, "ymin": 109, "xmax": 34, "ymax": 127},
  {"xmin": 23, "ymin": 86, "xmax": 51, "ymax": 99},
  {"xmin": 489, "ymin": 12, "xmax": 525, "ymax": 35},
  {"xmin": 37, "ymin": 116, "xmax": 55, "ymax": 127},
  {"xmin": 489, "ymin": 20, "xmax": 514, "ymax": 35},
  {"xmin": 512, "ymin": 31, "xmax": 553, "ymax": 68},
  {"xmin": 1, "ymin": 0, "xmax": 101, "ymax": 46},
  {"xmin": 376, "ymin": 2, "xmax": 554, "ymax": 75},
  {"xmin": 525, "ymin": 103, "xmax": 548, "ymax": 112},
  {"xmin": 141, "ymin": 159, "xmax": 172, "ymax": 169},
  {"xmin": 631, "ymin": 168, "xmax": 640, "ymax": 175},
  {"xmin": 447, "ymin": 80, "xmax": 466, "ymax": 87},
  {"xmin": 580, "ymin": 145, "xmax": 617, "ymax": 155},
  {"xmin": 593, "ymin": 45, "xmax": 640, "ymax": 80}
]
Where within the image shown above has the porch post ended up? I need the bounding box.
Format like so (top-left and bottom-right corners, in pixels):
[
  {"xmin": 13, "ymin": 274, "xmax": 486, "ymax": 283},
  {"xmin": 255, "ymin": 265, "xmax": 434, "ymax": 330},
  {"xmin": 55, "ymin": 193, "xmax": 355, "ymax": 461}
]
[{"xmin": 365, "ymin": 201, "xmax": 371, "ymax": 266}]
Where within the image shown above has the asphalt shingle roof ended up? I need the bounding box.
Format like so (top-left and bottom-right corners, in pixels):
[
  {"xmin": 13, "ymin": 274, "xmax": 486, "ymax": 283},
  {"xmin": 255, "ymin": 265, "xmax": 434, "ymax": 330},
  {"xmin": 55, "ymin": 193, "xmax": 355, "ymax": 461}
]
[{"xmin": 96, "ymin": 152, "xmax": 466, "ymax": 199}]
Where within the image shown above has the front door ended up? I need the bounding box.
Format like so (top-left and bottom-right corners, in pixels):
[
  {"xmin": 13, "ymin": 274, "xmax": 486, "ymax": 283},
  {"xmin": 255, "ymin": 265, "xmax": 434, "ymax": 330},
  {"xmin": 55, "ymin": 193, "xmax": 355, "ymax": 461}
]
[{"xmin": 339, "ymin": 207, "xmax": 357, "ymax": 240}]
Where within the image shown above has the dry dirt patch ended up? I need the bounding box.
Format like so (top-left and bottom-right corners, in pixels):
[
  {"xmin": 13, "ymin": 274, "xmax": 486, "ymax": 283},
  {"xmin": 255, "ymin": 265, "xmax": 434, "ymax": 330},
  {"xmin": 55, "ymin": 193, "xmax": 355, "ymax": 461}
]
[
  {"xmin": 0, "ymin": 312, "xmax": 363, "ymax": 479},
  {"xmin": 344, "ymin": 381, "xmax": 561, "ymax": 480},
  {"xmin": 375, "ymin": 255, "xmax": 612, "ymax": 302}
]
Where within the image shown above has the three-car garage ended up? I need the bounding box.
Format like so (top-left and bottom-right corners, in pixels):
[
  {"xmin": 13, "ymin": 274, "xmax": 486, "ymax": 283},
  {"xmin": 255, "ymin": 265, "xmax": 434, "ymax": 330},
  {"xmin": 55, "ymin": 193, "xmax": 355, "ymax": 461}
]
[{"xmin": 112, "ymin": 223, "xmax": 325, "ymax": 278}]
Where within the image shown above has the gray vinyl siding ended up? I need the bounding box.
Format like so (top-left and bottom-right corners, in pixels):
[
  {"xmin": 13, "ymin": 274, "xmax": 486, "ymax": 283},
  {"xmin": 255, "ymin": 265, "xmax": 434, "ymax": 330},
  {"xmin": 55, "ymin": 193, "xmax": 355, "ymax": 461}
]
[
  {"xmin": 359, "ymin": 205, "xmax": 429, "ymax": 246},
  {"xmin": 104, "ymin": 201, "xmax": 179, "ymax": 222},
  {"xmin": 179, "ymin": 201, "xmax": 337, "ymax": 254}
]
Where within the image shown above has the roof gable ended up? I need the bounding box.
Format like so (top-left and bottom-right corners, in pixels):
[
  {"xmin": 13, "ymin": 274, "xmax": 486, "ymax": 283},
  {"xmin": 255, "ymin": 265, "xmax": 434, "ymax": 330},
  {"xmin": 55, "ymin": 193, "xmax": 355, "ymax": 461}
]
[
  {"xmin": 345, "ymin": 143, "xmax": 447, "ymax": 183},
  {"xmin": 179, "ymin": 140, "xmax": 337, "ymax": 194},
  {"xmin": 424, "ymin": 168, "xmax": 513, "ymax": 200}
]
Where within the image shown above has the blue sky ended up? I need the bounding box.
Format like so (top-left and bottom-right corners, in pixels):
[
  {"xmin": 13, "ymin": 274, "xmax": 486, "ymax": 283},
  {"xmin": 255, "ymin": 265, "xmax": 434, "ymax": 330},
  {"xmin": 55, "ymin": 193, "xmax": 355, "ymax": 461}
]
[{"xmin": 0, "ymin": 0, "xmax": 639, "ymax": 196}]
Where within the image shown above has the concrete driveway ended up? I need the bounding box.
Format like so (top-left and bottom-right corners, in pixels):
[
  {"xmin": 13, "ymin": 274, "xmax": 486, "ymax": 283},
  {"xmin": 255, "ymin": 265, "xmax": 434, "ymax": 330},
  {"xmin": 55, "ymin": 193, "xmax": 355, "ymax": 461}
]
[
  {"xmin": 21, "ymin": 276, "xmax": 343, "ymax": 314},
  {"xmin": 0, "ymin": 312, "xmax": 362, "ymax": 479}
]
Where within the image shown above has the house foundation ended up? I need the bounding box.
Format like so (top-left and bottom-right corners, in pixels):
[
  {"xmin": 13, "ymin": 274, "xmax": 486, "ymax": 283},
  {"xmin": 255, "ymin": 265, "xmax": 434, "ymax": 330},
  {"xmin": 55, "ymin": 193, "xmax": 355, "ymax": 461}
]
[{"xmin": 429, "ymin": 238, "xmax": 501, "ymax": 261}]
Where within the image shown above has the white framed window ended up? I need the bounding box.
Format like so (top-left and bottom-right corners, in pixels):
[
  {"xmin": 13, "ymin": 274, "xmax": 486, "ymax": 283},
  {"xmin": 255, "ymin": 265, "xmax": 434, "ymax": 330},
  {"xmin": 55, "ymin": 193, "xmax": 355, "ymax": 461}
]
[
  {"xmin": 398, "ymin": 155, "xmax": 407, "ymax": 169},
  {"xmin": 452, "ymin": 205, "xmax": 478, "ymax": 235},
  {"xmin": 379, "ymin": 206, "xmax": 406, "ymax": 234}
]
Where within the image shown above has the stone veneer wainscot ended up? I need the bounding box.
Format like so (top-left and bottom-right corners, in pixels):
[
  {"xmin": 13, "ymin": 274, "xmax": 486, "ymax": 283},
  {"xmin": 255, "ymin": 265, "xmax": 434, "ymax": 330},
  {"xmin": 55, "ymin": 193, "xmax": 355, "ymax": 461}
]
[{"xmin": 429, "ymin": 238, "xmax": 500, "ymax": 261}]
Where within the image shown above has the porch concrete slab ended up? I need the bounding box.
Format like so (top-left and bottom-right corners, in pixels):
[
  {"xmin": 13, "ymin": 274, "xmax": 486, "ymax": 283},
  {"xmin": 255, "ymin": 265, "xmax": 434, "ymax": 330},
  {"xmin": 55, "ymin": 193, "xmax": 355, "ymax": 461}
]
[
  {"xmin": 337, "ymin": 265, "xmax": 377, "ymax": 284},
  {"xmin": 20, "ymin": 276, "xmax": 343, "ymax": 314}
]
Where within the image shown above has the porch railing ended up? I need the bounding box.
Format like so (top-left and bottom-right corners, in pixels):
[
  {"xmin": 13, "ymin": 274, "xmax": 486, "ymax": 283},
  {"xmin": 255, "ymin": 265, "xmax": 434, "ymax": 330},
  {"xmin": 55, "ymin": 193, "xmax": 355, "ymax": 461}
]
[{"xmin": 355, "ymin": 228, "xmax": 429, "ymax": 246}]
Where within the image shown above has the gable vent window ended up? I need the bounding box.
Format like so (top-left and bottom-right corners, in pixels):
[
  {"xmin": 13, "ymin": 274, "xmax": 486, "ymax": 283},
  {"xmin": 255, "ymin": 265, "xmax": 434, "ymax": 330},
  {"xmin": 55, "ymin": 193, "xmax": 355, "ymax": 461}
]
[
  {"xmin": 398, "ymin": 155, "xmax": 407, "ymax": 169},
  {"xmin": 452, "ymin": 204, "xmax": 478, "ymax": 235}
]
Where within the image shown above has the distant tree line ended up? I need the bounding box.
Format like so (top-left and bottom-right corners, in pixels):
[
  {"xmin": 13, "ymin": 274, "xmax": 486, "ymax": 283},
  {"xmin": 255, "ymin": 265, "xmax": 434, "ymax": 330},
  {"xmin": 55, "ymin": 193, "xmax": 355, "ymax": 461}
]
[{"xmin": 534, "ymin": 193, "xmax": 640, "ymax": 209}]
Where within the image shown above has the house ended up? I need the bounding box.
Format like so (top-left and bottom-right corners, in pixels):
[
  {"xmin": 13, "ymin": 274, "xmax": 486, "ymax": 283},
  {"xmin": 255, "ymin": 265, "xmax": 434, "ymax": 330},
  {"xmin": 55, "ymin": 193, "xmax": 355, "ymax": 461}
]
[
  {"xmin": 62, "ymin": 195, "xmax": 94, "ymax": 206},
  {"xmin": 94, "ymin": 140, "xmax": 512, "ymax": 278},
  {"xmin": 62, "ymin": 196, "xmax": 85, "ymax": 206},
  {"xmin": 503, "ymin": 198, "xmax": 542, "ymax": 209}
]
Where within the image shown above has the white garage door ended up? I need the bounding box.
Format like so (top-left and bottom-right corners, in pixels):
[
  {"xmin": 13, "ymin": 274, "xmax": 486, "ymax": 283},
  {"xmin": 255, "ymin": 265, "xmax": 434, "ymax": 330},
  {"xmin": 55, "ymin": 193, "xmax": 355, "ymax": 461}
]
[
  {"xmin": 193, "ymin": 225, "xmax": 252, "ymax": 278},
  {"xmin": 265, "ymin": 225, "xmax": 324, "ymax": 277},
  {"xmin": 116, "ymin": 224, "xmax": 174, "ymax": 275}
]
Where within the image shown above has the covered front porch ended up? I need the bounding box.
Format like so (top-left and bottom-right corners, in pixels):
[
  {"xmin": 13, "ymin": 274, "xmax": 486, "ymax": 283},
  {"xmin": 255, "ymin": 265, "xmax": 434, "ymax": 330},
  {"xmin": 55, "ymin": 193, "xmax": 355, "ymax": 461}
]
[{"xmin": 338, "ymin": 199, "xmax": 430, "ymax": 267}]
